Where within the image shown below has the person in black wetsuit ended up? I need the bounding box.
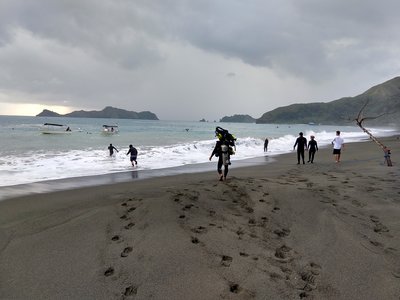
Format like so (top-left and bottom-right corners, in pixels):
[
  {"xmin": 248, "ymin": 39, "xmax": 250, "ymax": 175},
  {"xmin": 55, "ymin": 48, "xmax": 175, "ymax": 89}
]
[
  {"xmin": 264, "ymin": 138, "xmax": 269, "ymax": 152},
  {"xmin": 209, "ymin": 140, "xmax": 229, "ymax": 181},
  {"xmin": 108, "ymin": 143, "xmax": 119, "ymax": 156},
  {"xmin": 307, "ymin": 135, "xmax": 318, "ymax": 163},
  {"xmin": 126, "ymin": 144, "xmax": 138, "ymax": 166},
  {"xmin": 293, "ymin": 132, "xmax": 307, "ymax": 164}
]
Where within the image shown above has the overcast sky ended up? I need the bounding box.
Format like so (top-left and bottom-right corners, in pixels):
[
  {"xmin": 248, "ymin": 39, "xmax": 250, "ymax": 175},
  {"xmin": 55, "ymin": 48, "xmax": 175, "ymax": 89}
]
[{"xmin": 0, "ymin": 0, "xmax": 399, "ymax": 120}]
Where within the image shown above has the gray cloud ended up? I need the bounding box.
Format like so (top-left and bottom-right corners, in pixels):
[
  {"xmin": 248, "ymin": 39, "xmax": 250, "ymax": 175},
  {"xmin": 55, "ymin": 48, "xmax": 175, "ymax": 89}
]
[{"xmin": 0, "ymin": 0, "xmax": 399, "ymax": 120}]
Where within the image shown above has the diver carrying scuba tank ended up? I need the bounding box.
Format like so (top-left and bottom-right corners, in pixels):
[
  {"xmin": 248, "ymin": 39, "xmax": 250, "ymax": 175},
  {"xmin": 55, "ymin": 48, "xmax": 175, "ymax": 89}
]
[{"xmin": 209, "ymin": 127, "xmax": 237, "ymax": 181}]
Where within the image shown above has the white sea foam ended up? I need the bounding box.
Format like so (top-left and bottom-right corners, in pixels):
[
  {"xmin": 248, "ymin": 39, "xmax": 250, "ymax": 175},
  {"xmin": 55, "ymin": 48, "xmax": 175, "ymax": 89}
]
[{"xmin": 0, "ymin": 116, "xmax": 397, "ymax": 187}]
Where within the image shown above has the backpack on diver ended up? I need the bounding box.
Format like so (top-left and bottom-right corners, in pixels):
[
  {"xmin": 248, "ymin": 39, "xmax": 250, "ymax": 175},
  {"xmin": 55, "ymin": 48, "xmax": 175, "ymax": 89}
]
[{"xmin": 215, "ymin": 126, "xmax": 236, "ymax": 154}]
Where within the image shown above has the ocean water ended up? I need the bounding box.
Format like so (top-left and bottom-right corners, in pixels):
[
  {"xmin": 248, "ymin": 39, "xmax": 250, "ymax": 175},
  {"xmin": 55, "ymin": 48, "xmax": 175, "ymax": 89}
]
[{"xmin": 0, "ymin": 115, "xmax": 397, "ymax": 193}]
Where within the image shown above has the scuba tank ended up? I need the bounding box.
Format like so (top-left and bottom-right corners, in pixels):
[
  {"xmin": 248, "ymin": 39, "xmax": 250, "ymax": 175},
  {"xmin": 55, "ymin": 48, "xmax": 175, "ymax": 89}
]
[{"xmin": 221, "ymin": 144, "xmax": 230, "ymax": 166}]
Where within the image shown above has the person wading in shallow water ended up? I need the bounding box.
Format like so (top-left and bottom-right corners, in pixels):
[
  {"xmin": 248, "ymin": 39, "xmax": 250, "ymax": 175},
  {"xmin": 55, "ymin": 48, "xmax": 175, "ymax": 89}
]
[
  {"xmin": 108, "ymin": 143, "xmax": 119, "ymax": 156},
  {"xmin": 126, "ymin": 144, "xmax": 138, "ymax": 167},
  {"xmin": 293, "ymin": 132, "xmax": 307, "ymax": 164},
  {"xmin": 264, "ymin": 137, "xmax": 269, "ymax": 152}
]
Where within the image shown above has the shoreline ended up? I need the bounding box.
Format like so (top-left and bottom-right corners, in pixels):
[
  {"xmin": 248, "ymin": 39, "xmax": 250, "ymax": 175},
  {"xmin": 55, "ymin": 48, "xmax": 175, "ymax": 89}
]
[
  {"xmin": 0, "ymin": 136, "xmax": 399, "ymax": 299},
  {"xmin": 0, "ymin": 154, "xmax": 276, "ymax": 201},
  {"xmin": 0, "ymin": 135, "xmax": 386, "ymax": 201}
]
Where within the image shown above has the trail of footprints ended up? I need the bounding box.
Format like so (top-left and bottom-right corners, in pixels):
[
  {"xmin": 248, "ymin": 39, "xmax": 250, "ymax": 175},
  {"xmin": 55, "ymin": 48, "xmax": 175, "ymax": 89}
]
[
  {"xmin": 170, "ymin": 178, "xmax": 323, "ymax": 299},
  {"xmin": 297, "ymin": 171, "xmax": 400, "ymax": 281},
  {"xmin": 103, "ymin": 197, "xmax": 143, "ymax": 298}
]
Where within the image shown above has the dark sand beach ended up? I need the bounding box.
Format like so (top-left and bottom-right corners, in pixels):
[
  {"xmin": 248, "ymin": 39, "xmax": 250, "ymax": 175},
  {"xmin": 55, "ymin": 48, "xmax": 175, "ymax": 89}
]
[{"xmin": 0, "ymin": 137, "xmax": 399, "ymax": 299}]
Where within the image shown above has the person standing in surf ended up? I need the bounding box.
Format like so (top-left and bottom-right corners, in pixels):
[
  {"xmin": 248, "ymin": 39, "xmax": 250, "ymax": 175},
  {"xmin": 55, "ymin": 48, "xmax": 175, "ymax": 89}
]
[
  {"xmin": 108, "ymin": 143, "xmax": 119, "ymax": 156},
  {"xmin": 264, "ymin": 138, "xmax": 269, "ymax": 152},
  {"xmin": 126, "ymin": 144, "xmax": 138, "ymax": 167}
]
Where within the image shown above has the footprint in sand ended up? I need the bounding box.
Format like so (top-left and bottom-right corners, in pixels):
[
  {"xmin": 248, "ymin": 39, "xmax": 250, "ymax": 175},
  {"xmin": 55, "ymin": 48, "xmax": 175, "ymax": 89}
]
[
  {"xmin": 124, "ymin": 222, "xmax": 135, "ymax": 230},
  {"xmin": 191, "ymin": 236, "xmax": 200, "ymax": 244},
  {"xmin": 248, "ymin": 218, "xmax": 256, "ymax": 226},
  {"xmin": 298, "ymin": 262, "xmax": 322, "ymax": 296},
  {"xmin": 104, "ymin": 267, "xmax": 114, "ymax": 277},
  {"xmin": 121, "ymin": 246, "xmax": 133, "ymax": 257},
  {"xmin": 111, "ymin": 235, "xmax": 121, "ymax": 242},
  {"xmin": 370, "ymin": 215, "xmax": 389, "ymax": 233},
  {"xmin": 273, "ymin": 228, "xmax": 291, "ymax": 238},
  {"xmin": 221, "ymin": 255, "xmax": 233, "ymax": 267},
  {"xmin": 191, "ymin": 226, "xmax": 207, "ymax": 234},
  {"xmin": 229, "ymin": 283, "xmax": 240, "ymax": 294},
  {"xmin": 127, "ymin": 207, "xmax": 137, "ymax": 212},
  {"xmin": 123, "ymin": 285, "xmax": 138, "ymax": 296},
  {"xmin": 182, "ymin": 204, "xmax": 194, "ymax": 211},
  {"xmin": 236, "ymin": 227, "xmax": 245, "ymax": 239},
  {"xmin": 274, "ymin": 245, "xmax": 293, "ymax": 261}
]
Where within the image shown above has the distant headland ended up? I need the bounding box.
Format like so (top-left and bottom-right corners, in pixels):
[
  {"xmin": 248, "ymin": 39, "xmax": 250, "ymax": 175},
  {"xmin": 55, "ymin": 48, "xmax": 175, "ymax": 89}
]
[
  {"xmin": 220, "ymin": 114, "xmax": 256, "ymax": 123},
  {"xmin": 36, "ymin": 106, "xmax": 159, "ymax": 120}
]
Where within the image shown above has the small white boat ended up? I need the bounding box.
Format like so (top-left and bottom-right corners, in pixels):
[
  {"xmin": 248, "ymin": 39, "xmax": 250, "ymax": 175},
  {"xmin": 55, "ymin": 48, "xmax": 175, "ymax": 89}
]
[
  {"xmin": 41, "ymin": 123, "xmax": 72, "ymax": 134},
  {"xmin": 102, "ymin": 124, "xmax": 119, "ymax": 134}
]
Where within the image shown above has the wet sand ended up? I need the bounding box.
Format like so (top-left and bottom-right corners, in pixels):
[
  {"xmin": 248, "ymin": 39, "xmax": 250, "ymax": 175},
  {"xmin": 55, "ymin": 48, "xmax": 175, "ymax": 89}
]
[{"xmin": 0, "ymin": 137, "xmax": 399, "ymax": 299}]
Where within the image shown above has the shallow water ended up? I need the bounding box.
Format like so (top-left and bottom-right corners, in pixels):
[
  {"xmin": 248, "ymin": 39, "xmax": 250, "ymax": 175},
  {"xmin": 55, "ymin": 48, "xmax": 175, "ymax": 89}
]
[{"xmin": 0, "ymin": 115, "xmax": 396, "ymax": 189}]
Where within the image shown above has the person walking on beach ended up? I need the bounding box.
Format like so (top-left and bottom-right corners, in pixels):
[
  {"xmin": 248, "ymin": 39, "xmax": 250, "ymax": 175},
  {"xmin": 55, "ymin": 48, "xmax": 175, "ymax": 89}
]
[
  {"xmin": 332, "ymin": 131, "xmax": 344, "ymax": 163},
  {"xmin": 126, "ymin": 144, "xmax": 138, "ymax": 166},
  {"xmin": 293, "ymin": 132, "xmax": 307, "ymax": 164},
  {"xmin": 307, "ymin": 135, "xmax": 318, "ymax": 163},
  {"xmin": 108, "ymin": 143, "xmax": 119, "ymax": 156},
  {"xmin": 209, "ymin": 139, "xmax": 229, "ymax": 181},
  {"xmin": 264, "ymin": 138, "xmax": 269, "ymax": 152},
  {"xmin": 209, "ymin": 127, "xmax": 236, "ymax": 181}
]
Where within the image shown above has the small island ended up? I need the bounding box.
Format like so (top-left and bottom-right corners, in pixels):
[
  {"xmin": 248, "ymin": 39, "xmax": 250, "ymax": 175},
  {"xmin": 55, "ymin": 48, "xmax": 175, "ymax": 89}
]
[
  {"xmin": 37, "ymin": 106, "xmax": 159, "ymax": 120},
  {"xmin": 220, "ymin": 114, "xmax": 256, "ymax": 123}
]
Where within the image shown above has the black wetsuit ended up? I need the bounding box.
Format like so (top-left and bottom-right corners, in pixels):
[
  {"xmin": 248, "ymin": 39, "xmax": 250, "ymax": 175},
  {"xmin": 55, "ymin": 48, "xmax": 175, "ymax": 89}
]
[
  {"xmin": 307, "ymin": 140, "xmax": 318, "ymax": 163},
  {"xmin": 294, "ymin": 136, "xmax": 307, "ymax": 164},
  {"xmin": 211, "ymin": 140, "xmax": 228, "ymax": 179},
  {"xmin": 108, "ymin": 144, "xmax": 118, "ymax": 156},
  {"xmin": 127, "ymin": 146, "xmax": 138, "ymax": 165},
  {"xmin": 264, "ymin": 138, "xmax": 269, "ymax": 152}
]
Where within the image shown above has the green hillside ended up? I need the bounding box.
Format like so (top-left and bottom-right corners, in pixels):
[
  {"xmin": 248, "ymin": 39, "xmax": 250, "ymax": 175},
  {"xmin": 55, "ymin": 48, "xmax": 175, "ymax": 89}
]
[{"xmin": 256, "ymin": 77, "xmax": 400, "ymax": 125}]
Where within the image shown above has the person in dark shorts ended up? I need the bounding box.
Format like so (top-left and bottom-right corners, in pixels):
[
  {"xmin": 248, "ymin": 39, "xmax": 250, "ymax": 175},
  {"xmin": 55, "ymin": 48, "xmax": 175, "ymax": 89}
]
[
  {"xmin": 293, "ymin": 132, "xmax": 307, "ymax": 164},
  {"xmin": 126, "ymin": 144, "xmax": 138, "ymax": 166},
  {"xmin": 331, "ymin": 131, "xmax": 344, "ymax": 163},
  {"xmin": 108, "ymin": 143, "xmax": 119, "ymax": 156},
  {"xmin": 307, "ymin": 135, "xmax": 318, "ymax": 163}
]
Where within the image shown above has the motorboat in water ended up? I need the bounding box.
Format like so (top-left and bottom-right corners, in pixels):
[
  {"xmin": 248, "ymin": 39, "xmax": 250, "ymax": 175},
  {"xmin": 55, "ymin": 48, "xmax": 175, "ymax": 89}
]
[
  {"xmin": 102, "ymin": 124, "xmax": 119, "ymax": 134},
  {"xmin": 41, "ymin": 123, "xmax": 72, "ymax": 134}
]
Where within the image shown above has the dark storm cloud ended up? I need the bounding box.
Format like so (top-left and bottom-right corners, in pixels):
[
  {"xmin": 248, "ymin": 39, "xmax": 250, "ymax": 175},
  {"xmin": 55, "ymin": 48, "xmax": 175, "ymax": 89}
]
[{"xmin": 0, "ymin": 0, "xmax": 399, "ymax": 119}]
